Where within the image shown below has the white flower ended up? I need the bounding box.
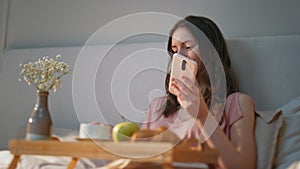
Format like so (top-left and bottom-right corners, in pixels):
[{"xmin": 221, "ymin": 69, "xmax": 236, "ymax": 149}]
[{"xmin": 19, "ymin": 54, "xmax": 71, "ymax": 92}]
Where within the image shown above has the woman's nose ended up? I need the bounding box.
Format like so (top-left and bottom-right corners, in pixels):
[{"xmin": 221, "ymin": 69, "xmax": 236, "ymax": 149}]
[{"xmin": 177, "ymin": 48, "xmax": 187, "ymax": 57}]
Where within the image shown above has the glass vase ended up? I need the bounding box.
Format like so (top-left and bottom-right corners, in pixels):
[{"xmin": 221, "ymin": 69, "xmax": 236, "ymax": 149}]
[{"xmin": 25, "ymin": 91, "xmax": 53, "ymax": 140}]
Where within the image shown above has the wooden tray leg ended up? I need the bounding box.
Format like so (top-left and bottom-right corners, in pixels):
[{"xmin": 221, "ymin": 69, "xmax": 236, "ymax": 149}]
[
  {"xmin": 67, "ymin": 157, "xmax": 78, "ymax": 169},
  {"xmin": 8, "ymin": 155, "xmax": 21, "ymax": 169},
  {"xmin": 162, "ymin": 162, "xmax": 173, "ymax": 169},
  {"xmin": 208, "ymin": 163, "xmax": 216, "ymax": 169}
]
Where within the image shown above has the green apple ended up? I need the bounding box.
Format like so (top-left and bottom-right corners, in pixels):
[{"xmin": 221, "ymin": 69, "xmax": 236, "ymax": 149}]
[{"xmin": 112, "ymin": 121, "xmax": 139, "ymax": 142}]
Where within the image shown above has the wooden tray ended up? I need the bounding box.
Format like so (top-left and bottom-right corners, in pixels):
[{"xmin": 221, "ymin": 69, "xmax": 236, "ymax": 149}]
[{"xmin": 8, "ymin": 139, "xmax": 218, "ymax": 169}]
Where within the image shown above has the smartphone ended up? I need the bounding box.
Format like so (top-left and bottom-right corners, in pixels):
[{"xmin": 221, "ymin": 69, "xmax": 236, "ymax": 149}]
[{"xmin": 168, "ymin": 53, "xmax": 198, "ymax": 95}]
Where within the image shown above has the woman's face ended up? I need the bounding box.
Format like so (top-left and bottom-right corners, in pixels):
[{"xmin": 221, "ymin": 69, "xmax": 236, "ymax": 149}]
[{"xmin": 171, "ymin": 26, "xmax": 201, "ymax": 66}]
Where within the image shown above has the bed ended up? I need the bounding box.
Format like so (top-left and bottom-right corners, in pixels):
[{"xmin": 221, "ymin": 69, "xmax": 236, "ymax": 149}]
[{"xmin": 1, "ymin": 35, "xmax": 300, "ymax": 169}]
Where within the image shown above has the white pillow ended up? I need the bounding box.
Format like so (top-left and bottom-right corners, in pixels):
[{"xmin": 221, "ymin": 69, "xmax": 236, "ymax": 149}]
[
  {"xmin": 274, "ymin": 96, "xmax": 300, "ymax": 169},
  {"xmin": 255, "ymin": 110, "xmax": 283, "ymax": 169}
]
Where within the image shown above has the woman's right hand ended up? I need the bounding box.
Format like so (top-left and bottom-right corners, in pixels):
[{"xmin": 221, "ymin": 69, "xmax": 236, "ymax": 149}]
[
  {"xmin": 170, "ymin": 76, "xmax": 201, "ymax": 119},
  {"xmin": 170, "ymin": 76, "xmax": 210, "ymax": 123}
]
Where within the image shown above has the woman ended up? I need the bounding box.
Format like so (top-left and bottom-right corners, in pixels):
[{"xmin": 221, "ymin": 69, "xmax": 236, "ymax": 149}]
[{"xmin": 143, "ymin": 16, "xmax": 256, "ymax": 169}]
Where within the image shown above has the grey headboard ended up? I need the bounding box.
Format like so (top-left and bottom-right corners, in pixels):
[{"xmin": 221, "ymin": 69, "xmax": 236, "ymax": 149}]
[{"xmin": 227, "ymin": 35, "xmax": 300, "ymax": 110}]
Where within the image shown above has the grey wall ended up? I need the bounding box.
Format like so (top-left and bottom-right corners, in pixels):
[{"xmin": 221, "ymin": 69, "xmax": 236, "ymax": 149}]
[
  {"xmin": 0, "ymin": 0, "xmax": 300, "ymax": 149},
  {"xmin": 3, "ymin": 0, "xmax": 300, "ymax": 49}
]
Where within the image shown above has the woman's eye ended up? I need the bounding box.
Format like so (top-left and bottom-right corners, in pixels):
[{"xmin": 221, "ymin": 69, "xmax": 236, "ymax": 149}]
[{"xmin": 186, "ymin": 46, "xmax": 192, "ymax": 50}]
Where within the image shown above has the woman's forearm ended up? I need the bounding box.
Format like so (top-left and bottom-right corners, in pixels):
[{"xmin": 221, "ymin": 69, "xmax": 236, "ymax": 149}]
[{"xmin": 196, "ymin": 119, "xmax": 256, "ymax": 169}]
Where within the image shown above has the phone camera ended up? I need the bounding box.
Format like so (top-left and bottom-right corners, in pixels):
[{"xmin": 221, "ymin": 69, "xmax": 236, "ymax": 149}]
[{"xmin": 181, "ymin": 60, "xmax": 186, "ymax": 71}]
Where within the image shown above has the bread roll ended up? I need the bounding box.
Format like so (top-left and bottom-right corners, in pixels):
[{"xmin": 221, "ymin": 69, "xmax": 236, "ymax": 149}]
[{"xmin": 130, "ymin": 126, "xmax": 180, "ymax": 143}]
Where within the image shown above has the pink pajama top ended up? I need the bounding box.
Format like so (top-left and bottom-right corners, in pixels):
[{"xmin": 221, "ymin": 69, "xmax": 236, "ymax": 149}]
[{"xmin": 142, "ymin": 92, "xmax": 252, "ymax": 140}]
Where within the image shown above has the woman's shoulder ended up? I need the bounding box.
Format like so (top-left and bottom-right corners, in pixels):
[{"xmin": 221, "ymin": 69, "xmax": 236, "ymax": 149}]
[
  {"xmin": 223, "ymin": 92, "xmax": 255, "ymax": 128},
  {"xmin": 227, "ymin": 92, "xmax": 254, "ymax": 105},
  {"xmin": 148, "ymin": 95, "xmax": 168, "ymax": 113},
  {"xmin": 226, "ymin": 92, "xmax": 255, "ymax": 114},
  {"xmin": 142, "ymin": 96, "xmax": 168, "ymax": 129},
  {"xmin": 150, "ymin": 95, "xmax": 168, "ymax": 104}
]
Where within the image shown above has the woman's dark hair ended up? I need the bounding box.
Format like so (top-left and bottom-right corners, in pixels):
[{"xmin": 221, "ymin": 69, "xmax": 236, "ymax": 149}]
[{"xmin": 162, "ymin": 16, "xmax": 239, "ymax": 117}]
